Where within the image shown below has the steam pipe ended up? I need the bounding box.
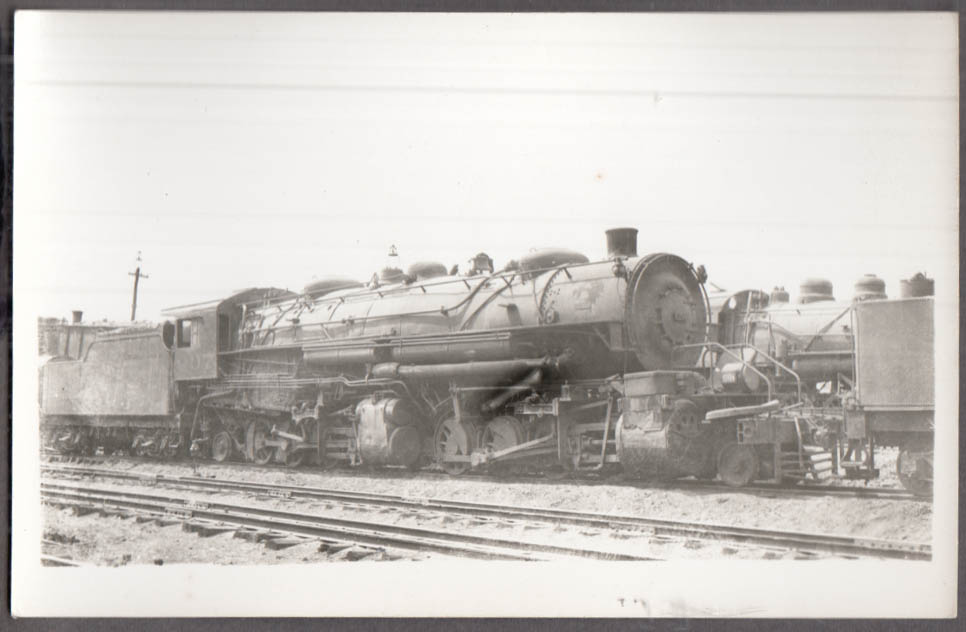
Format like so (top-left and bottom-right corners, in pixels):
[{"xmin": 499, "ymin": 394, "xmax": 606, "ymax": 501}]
[
  {"xmin": 481, "ymin": 368, "xmax": 544, "ymax": 414},
  {"xmin": 189, "ymin": 390, "xmax": 234, "ymax": 443},
  {"xmin": 370, "ymin": 354, "xmax": 568, "ymax": 381}
]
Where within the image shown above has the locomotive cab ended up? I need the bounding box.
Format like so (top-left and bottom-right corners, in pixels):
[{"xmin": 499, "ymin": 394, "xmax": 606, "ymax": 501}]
[{"xmin": 161, "ymin": 287, "xmax": 296, "ymax": 382}]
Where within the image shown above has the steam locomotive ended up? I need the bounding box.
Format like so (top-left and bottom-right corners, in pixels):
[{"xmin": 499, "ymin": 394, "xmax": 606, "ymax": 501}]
[
  {"xmin": 710, "ymin": 274, "xmax": 935, "ymax": 494},
  {"xmin": 39, "ymin": 228, "xmax": 934, "ymax": 493}
]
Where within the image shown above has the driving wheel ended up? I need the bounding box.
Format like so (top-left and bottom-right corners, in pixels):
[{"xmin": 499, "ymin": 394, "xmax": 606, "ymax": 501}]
[
  {"xmin": 284, "ymin": 422, "xmax": 310, "ymax": 468},
  {"xmin": 482, "ymin": 416, "xmax": 525, "ymax": 452},
  {"xmin": 246, "ymin": 422, "xmax": 275, "ymax": 465},
  {"xmin": 434, "ymin": 417, "xmax": 476, "ymax": 475}
]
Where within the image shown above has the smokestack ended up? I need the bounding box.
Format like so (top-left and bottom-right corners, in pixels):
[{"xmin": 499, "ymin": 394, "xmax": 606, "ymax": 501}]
[
  {"xmin": 71, "ymin": 310, "xmax": 83, "ymax": 324},
  {"xmin": 605, "ymin": 227, "xmax": 638, "ymax": 258}
]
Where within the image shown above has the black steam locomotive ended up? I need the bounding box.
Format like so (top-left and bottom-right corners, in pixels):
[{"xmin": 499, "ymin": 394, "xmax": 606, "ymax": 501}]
[{"xmin": 39, "ymin": 228, "xmax": 934, "ymax": 493}]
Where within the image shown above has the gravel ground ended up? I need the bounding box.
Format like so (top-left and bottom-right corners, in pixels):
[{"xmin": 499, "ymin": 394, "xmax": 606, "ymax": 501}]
[
  {"xmin": 43, "ymin": 506, "xmax": 412, "ymax": 566},
  {"xmin": 41, "ymin": 450, "xmax": 931, "ymax": 566},
  {"xmin": 96, "ymin": 448, "xmax": 930, "ymax": 539}
]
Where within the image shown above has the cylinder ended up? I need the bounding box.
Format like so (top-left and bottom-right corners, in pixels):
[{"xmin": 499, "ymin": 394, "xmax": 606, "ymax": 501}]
[
  {"xmin": 900, "ymin": 273, "xmax": 934, "ymax": 298},
  {"xmin": 71, "ymin": 310, "xmax": 83, "ymax": 324},
  {"xmin": 853, "ymin": 274, "xmax": 886, "ymax": 302},
  {"xmin": 798, "ymin": 278, "xmax": 834, "ymax": 304},
  {"xmin": 605, "ymin": 227, "xmax": 639, "ymax": 258},
  {"xmin": 769, "ymin": 287, "xmax": 789, "ymax": 304},
  {"xmin": 388, "ymin": 426, "xmax": 421, "ymax": 467}
]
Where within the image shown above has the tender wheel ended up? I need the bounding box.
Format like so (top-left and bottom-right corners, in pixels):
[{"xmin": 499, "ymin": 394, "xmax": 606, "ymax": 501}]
[
  {"xmin": 73, "ymin": 431, "xmax": 93, "ymax": 456},
  {"xmin": 897, "ymin": 446, "xmax": 932, "ymax": 497},
  {"xmin": 211, "ymin": 431, "xmax": 233, "ymax": 462},
  {"xmin": 434, "ymin": 417, "xmax": 475, "ymax": 475},
  {"xmin": 716, "ymin": 443, "xmax": 759, "ymax": 487},
  {"xmin": 162, "ymin": 432, "xmax": 182, "ymax": 458},
  {"xmin": 246, "ymin": 423, "xmax": 275, "ymax": 466}
]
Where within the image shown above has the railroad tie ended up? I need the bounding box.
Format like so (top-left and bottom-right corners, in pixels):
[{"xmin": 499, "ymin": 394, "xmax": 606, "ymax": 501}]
[
  {"xmin": 184, "ymin": 521, "xmax": 237, "ymax": 538},
  {"xmin": 233, "ymin": 527, "xmax": 267, "ymax": 542},
  {"xmin": 265, "ymin": 535, "xmax": 314, "ymax": 550}
]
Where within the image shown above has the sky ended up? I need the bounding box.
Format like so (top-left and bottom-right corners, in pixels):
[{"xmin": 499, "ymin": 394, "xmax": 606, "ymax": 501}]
[{"xmin": 13, "ymin": 11, "xmax": 959, "ymax": 322}]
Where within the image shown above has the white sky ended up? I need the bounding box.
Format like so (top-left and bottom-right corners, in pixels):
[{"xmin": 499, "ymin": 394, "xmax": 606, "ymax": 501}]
[{"xmin": 13, "ymin": 11, "xmax": 959, "ymax": 322}]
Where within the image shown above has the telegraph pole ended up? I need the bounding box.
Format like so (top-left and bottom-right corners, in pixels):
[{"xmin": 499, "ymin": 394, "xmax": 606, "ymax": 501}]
[{"xmin": 128, "ymin": 251, "xmax": 149, "ymax": 321}]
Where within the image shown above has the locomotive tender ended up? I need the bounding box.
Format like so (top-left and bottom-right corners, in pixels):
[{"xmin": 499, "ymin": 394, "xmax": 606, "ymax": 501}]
[{"xmin": 39, "ymin": 228, "xmax": 934, "ymax": 492}]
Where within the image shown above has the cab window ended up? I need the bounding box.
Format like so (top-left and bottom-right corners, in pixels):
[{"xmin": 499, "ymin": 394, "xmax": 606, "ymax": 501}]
[{"xmin": 177, "ymin": 318, "xmax": 199, "ymax": 348}]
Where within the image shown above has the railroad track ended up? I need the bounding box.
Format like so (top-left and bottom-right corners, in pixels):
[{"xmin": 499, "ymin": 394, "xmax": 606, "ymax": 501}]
[
  {"xmin": 42, "ymin": 453, "xmax": 924, "ymax": 502},
  {"xmin": 41, "ymin": 480, "xmax": 659, "ymax": 562},
  {"xmin": 43, "ymin": 464, "xmax": 931, "ymax": 561}
]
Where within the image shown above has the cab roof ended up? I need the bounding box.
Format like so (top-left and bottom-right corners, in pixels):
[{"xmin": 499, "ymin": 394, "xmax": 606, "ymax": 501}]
[{"xmin": 161, "ymin": 287, "xmax": 296, "ymax": 318}]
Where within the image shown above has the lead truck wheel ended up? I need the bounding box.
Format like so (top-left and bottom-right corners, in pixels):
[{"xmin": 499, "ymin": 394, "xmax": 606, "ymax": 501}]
[
  {"xmin": 716, "ymin": 443, "xmax": 759, "ymax": 487},
  {"xmin": 211, "ymin": 431, "xmax": 233, "ymax": 462}
]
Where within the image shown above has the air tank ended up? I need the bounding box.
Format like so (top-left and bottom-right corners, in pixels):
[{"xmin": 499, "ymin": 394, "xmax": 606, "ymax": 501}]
[
  {"xmin": 798, "ymin": 278, "xmax": 834, "ymax": 304},
  {"xmin": 900, "ymin": 272, "xmax": 934, "ymax": 298},
  {"xmin": 853, "ymin": 274, "xmax": 886, "ymax": 301}
]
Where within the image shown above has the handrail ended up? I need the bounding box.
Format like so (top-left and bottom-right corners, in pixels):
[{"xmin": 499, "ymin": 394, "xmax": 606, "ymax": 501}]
[
  {"xmin": 240, "ymin": 263, "xmax": 620, "ymax": 337},
  {"xmin": 725, "ymin": 343, "xmax": 803, "ymax": 403},
  {"xmin": 672, "ymin": 341, "xmax": 774, "ymax": 401}
]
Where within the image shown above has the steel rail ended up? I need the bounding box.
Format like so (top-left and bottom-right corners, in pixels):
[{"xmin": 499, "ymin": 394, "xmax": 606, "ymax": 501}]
[
  {"xmin": 40, "ymin": 481, "xmax": 656, "ymax": 562},
  {"xmin": 43, "ymin": 465, "xmax": 930, "ymax": 561},
  {"xmin": 669, "ymin": 478, "xmax": 922, "ymax": 501},
  {"xmin": 41, "ymin": 455, "xmax": 926, "ymax": 502},
  {"xmin": 40, "ymin": 554, "xmax": 83, "ymax": 567}
]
